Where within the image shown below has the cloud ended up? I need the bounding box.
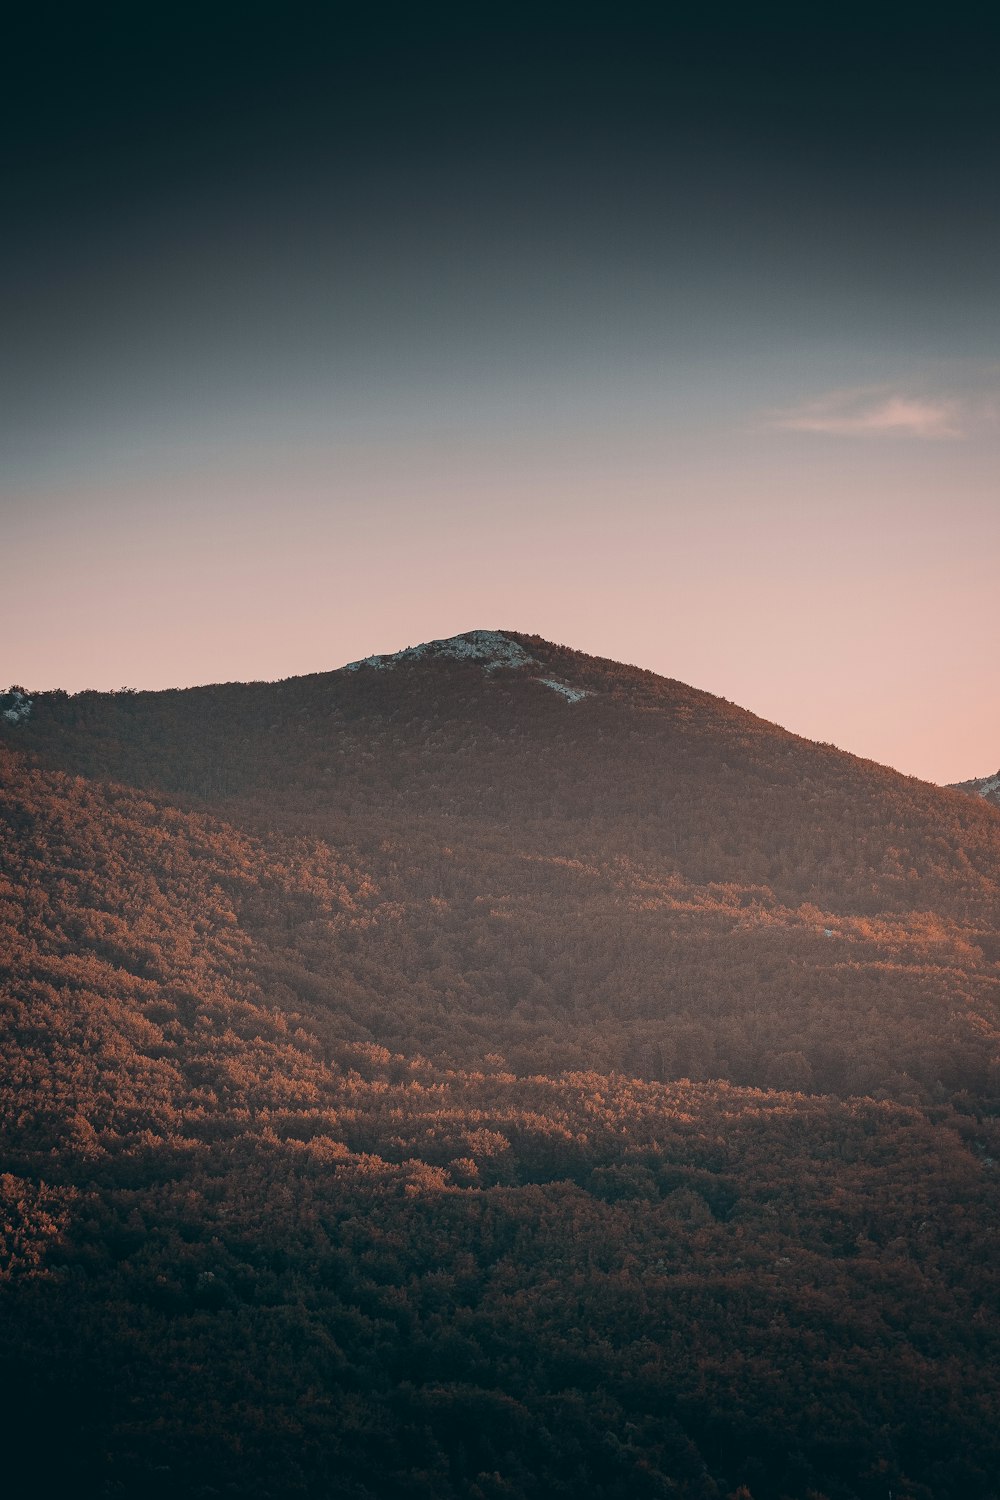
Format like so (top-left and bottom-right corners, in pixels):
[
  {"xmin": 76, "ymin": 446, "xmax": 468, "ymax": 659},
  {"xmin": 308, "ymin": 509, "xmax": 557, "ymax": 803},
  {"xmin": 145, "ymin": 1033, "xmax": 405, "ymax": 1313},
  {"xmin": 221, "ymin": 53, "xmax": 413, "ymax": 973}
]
[{"xmin": 767, "ymin": 385, "xmax": 965, "ymax": 439}]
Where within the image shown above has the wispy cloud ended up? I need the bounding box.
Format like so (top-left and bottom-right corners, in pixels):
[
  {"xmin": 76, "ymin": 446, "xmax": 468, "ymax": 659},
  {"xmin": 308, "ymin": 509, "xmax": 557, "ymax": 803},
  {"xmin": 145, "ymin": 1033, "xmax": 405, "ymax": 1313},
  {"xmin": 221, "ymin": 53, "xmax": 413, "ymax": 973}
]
[{"xmin": 766, "ymin": 385, "xmax": 965, "ymax": 439}]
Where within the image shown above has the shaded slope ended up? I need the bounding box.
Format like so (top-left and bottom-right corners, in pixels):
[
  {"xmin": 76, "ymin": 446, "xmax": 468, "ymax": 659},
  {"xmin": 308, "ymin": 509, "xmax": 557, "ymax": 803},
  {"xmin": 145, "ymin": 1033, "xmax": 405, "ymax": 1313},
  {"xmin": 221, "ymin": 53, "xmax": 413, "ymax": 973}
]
[
  {"xmin": 4, "ymin": 1069, "xmax": 999, "ymax": 1500},
  {"xmin": 5, "ymin": 631, "xmax": 1000, "ymax": 918}
]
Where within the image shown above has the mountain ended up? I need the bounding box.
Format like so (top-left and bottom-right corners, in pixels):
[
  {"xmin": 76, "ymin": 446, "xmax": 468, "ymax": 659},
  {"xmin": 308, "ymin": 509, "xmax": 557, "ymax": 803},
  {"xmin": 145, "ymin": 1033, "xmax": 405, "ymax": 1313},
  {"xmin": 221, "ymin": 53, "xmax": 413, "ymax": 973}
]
[
  {"xmin": 1, "ymin": 632, "xmax": 999, "ymax": 1499},
  {"xmin": 949, "ymin": 769, "xmax": 1000, "ymax": 808},
  {"xmin": 5, "ymin": 629, "xmax": 999, "ymax": 1089}
]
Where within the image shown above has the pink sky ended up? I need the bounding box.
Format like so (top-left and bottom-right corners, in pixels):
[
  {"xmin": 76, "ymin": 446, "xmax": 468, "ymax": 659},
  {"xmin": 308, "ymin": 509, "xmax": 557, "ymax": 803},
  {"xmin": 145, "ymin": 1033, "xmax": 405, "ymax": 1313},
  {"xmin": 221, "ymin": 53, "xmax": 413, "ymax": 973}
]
[{"xmin": 4, "ymin": 392, "xmax": 998, "ymax": 786}]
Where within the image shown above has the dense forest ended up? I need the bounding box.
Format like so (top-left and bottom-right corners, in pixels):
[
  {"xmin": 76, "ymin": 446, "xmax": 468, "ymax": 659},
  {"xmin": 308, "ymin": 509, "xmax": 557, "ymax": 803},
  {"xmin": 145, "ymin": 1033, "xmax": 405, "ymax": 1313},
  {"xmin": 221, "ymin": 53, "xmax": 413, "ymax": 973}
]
[{"xmin": 1, "ymin": 633, "xmax": 998, "ymax": 1497}]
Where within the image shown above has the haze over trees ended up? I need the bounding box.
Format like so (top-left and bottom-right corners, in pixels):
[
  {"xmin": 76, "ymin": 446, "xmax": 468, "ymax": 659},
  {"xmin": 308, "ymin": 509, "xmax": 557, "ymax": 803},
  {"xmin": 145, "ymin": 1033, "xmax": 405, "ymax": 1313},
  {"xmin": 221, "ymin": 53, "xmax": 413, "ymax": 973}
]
[{"xmin": 1, "ymin": 632, "xmax": 998, "ymax": 1498}]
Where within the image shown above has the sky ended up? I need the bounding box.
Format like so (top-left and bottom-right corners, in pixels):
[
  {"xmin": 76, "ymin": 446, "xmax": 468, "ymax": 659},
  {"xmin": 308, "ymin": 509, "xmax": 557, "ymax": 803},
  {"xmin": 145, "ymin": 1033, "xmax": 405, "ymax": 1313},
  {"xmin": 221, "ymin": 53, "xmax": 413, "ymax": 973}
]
[{"xmin": 3, "ymin": 2, "xmax": 999, "ymax": 783}]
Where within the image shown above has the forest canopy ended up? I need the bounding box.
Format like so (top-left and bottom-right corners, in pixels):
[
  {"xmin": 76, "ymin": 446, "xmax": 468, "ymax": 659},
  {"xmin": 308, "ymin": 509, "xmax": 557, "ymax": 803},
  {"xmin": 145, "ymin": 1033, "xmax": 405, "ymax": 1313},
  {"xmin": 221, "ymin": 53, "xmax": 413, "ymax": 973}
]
[{"xmin": 1, "ymin": 635, "xmax": 998, "ymax": 1498}]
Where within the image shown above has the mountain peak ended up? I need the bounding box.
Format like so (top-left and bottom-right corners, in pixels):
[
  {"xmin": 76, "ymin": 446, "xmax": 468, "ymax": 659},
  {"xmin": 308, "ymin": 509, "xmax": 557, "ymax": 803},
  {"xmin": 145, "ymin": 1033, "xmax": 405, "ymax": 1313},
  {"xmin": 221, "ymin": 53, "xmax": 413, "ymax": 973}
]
[
  {"xmin": 341, "ymin": 629, "xmax": 598, "ymax": 704},
  {"xmin": 342, "ymin": 629, "xmax": 536, "ymax": 674}
]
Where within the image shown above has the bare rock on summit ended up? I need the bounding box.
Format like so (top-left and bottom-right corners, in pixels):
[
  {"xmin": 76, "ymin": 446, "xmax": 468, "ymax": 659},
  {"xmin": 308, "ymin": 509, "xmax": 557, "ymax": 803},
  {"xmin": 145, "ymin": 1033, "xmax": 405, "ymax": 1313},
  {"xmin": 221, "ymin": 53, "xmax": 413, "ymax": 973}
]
[{"xmin": 949, "ymin": 769, "xmax": 1000, "ymax": 807}]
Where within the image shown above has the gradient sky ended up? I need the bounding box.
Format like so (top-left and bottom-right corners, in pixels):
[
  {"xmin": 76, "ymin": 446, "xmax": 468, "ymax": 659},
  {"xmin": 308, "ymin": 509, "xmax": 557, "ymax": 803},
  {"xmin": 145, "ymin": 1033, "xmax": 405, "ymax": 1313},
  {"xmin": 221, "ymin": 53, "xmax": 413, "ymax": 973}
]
[{"xmin": 3, "ymin": 3, "xmax": 999, "ymax": 783}]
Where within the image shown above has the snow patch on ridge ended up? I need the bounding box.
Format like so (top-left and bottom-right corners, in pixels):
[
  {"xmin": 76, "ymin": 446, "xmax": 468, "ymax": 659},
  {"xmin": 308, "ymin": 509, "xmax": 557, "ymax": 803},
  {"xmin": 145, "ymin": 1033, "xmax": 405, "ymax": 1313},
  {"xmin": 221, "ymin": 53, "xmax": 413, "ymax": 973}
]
[
  {"xmin": 948, "ymin": 769, "xmax": 1000, "ymax": 805},
  {"xmin": 1, "ymin": 688, "xmax": 32, "ymax": 725},
  {"xmin": 537, "ymin": 678, "xmax": 591, "ymax": 703},
  {"xmin": 343, "ymin": 630, "xmax": 537, "ymax": 674}
]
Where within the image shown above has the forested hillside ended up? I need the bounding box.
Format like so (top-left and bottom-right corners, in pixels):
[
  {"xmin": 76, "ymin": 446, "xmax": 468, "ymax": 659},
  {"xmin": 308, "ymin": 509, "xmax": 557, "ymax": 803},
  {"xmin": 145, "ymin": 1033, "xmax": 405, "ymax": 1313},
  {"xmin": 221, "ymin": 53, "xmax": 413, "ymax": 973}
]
[
  {"xmin": 1, "ymin": 633, "xmax": 999, "ymax": 1498},
  {"xmin": 8, "ymin": 633, "xmax": 999, "ymax": 926}
]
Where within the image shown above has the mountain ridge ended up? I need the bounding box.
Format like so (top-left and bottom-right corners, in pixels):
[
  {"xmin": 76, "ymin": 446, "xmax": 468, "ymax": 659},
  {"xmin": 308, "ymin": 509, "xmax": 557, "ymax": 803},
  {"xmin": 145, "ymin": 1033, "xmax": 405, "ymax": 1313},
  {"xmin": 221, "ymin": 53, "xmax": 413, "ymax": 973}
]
[{"xmin": 6, "ymin": 628, "xmax": 992, "ymax": 797}]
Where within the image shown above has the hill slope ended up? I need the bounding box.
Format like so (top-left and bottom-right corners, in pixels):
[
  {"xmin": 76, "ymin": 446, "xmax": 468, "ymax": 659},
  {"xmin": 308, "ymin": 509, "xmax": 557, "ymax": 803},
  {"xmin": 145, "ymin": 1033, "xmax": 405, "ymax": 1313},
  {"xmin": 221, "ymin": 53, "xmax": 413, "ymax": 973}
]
[
  {"xmin": 4, "ymin": 631, "xmax": 999, "ymax": 1094},
  {"xmin": 6, "ymin": 630, "xmax": 998, "ymax": 909},
  {"xmin": 2, "ymin": 633, "xmax": 1000, "ymax": 1498}
]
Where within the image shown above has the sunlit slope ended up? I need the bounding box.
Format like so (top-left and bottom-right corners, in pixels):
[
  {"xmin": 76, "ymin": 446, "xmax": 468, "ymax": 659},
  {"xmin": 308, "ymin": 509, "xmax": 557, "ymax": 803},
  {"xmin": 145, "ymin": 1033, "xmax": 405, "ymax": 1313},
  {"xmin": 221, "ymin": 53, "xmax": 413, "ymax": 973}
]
[{"xmin": 3, "ymin": 626, "xmax": 1000, "ymax": 1101}]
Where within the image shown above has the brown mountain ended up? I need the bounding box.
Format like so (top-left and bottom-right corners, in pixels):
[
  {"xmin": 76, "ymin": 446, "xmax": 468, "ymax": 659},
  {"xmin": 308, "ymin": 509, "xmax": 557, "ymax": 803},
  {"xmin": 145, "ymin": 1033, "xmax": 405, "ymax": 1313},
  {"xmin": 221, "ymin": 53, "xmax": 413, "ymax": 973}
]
[
  {"xmin": 1, "ymin": 632, "xmax": 999, "ymax": 1499},
  {"xmin": 4, "ymin": 629, "xmax": 999, "ymax": 1092}
]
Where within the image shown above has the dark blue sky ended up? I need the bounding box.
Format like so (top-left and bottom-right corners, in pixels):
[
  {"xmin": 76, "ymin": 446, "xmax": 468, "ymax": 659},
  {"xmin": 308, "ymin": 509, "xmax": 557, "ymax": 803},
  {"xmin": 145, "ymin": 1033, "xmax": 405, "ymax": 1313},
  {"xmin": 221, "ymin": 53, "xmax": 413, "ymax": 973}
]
[{"xmin": 6, "ymin": 3, "xmax": 1000, "ymax": 434}]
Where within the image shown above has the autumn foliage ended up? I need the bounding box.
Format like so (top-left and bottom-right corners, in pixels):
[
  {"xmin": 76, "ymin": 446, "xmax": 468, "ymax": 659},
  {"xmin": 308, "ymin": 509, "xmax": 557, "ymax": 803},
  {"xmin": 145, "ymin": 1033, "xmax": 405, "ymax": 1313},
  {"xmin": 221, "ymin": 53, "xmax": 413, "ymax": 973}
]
[{"xmin": 1, "ymin": 635, "xmax": 998, "ymax": 1497}]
